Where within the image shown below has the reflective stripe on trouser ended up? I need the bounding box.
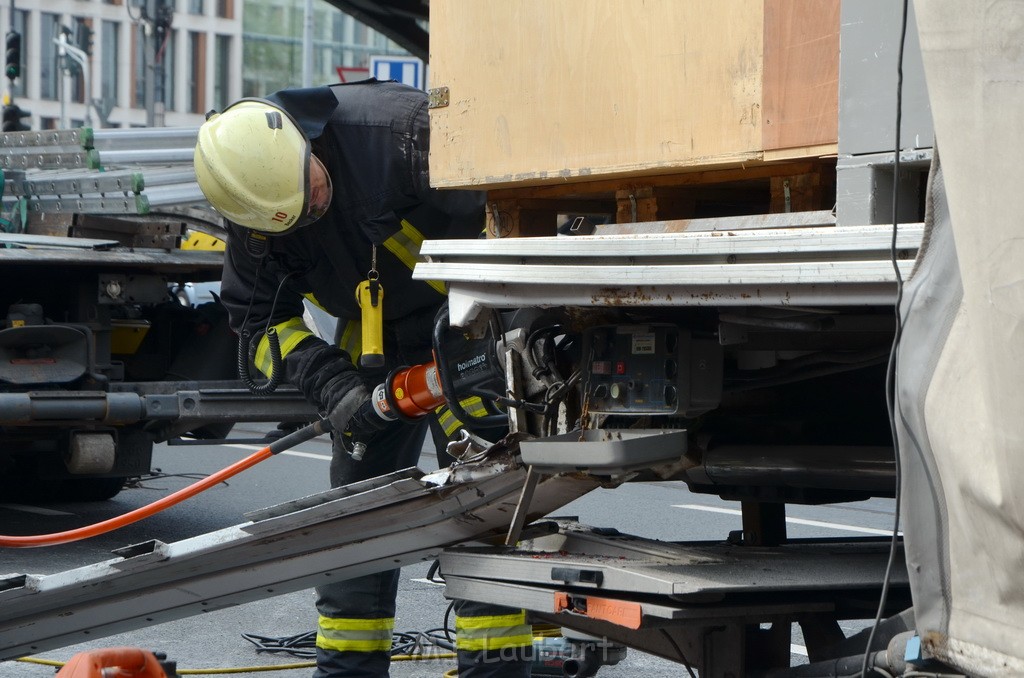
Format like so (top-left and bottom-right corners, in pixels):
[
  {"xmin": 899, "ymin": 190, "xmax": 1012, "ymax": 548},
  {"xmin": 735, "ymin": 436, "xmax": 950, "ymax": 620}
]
[
  {"xmin": 436, "ymin": 397, "xmax": 490, "ymax": 438},
  {"xmin": 455, "ymin": 602, "xmax": 532, "ymax": 678},
  {"xmin": 316, "ymin": 615, "xmax": 393, "ymax": 652},
  {"xmin": 313, "ymin": 420, "xmax": 426, "ymax": 678},
  {"xmin": 254, "ymin": 316, "xmax": 314, "ymax": 377},
  {"xmin": 314, "ymin": 570, "xmax": 400, "ymax": 678},
  {"xmin": 455, "ymin": 609, "xmax": 532, "ymax": 652}
]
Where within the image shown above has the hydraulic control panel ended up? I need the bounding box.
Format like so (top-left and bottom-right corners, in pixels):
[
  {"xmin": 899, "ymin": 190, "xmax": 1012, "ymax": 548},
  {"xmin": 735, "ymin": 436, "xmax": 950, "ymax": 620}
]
[{"xmin": 581, "ymin": 324, "xmax": 722, "ymax": 417}]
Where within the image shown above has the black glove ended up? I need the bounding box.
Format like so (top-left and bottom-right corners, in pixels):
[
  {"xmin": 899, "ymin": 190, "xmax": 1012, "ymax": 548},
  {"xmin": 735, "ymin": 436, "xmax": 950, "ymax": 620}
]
[
  {"xmin": 344, "ymin": 396, "xmax": 390, "ymax": 438},
  {"xmin": 325, "ymin": 384, "xmax": 390, "ymax": 439},
  {"xmin": 325, "ymin": 384, "xmax": 369, "ymax": 434}
]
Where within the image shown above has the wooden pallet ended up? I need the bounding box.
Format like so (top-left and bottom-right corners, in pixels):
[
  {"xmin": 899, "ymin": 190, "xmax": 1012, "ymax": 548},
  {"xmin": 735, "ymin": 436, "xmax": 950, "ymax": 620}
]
[{"xmin": 483, "ymin": 159, "xmax": 837, "ymax": 237}]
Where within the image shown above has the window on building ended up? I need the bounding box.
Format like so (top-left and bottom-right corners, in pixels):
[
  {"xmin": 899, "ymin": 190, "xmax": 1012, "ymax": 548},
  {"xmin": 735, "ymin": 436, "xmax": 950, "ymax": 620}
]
[
  {"xmin": 9, "ymin": 10, "xmax": 28, "ymax": 98},
  {"xmin": 101, "ymin": 20, "xmax": 120, "ymax": 109},
  {"xmin": 69, "ymin": 17, "xmax": 91, "ymax": 105},
  {"xmin": 133, "ymin": 23, "xmax": 144, "ymax": 108},
  {"xmin": 132, "ymin": 23, "xmax": 176, "ymax": 113},
  {"xmin": 188, "ymin": 31, "xmax": 206, "ymax": 114},
  {"xmin": 39, "ymin": 13, "xmax": 61, "ymax": 101},
  {"xmin": 213, "ymin": 34, "xmax": 231, "ymax": 112},
  {"xmin": 161, "ymin": 29, "xmax": 176, "ymax": 112},
  {"xmin": 217, "ymin": 0, "xmax": 233, "ymax": 20},
  {"xmin": 189, "ymin": 0, "xmax": 204, "ymax": 16}
]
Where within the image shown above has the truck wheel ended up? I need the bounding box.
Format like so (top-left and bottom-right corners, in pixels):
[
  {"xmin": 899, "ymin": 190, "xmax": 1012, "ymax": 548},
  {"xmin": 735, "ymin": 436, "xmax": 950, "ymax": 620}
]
[{"xmin": 60, "ymin": 477, "xmax": 126, "ymax": 502}]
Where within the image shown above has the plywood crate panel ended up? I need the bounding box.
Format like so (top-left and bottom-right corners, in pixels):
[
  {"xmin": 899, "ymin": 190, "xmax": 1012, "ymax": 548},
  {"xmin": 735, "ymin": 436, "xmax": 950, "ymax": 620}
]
[{"xmin": 428, "ymin": 0, "xmax": 839, "ymax": 191}]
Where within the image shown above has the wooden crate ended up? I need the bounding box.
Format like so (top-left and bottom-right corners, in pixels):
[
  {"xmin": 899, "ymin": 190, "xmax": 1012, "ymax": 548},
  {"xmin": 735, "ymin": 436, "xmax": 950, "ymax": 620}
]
[{"xmin": 428, "ymin": 0, "xmax": 839, "ymax": 192}]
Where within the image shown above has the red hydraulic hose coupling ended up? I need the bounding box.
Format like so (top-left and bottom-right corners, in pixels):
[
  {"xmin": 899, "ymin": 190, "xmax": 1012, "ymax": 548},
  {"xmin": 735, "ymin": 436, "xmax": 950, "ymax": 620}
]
[{"xmin": 370, "ymin": 361, "xmax": 447, "ymax": 422}]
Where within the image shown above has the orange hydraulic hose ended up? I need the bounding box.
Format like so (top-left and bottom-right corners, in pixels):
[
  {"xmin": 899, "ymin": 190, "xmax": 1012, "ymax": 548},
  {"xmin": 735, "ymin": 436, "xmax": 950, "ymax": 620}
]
[{"xmin": 0, "ymin": 419, "xmax": 332, "ymax": 549}]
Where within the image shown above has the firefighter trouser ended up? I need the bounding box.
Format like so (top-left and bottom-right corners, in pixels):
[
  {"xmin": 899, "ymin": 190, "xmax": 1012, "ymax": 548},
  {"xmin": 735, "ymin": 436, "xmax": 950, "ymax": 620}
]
[{"xmin": 313, "ymin": 417, "xmax": 530, "ymax": 678}]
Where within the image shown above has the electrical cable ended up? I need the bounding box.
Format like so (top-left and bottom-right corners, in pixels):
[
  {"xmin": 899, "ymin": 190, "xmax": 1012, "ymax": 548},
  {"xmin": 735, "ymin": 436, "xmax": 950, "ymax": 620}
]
[
  {"xmin": 0, "ymin": 419, "xmax": 331, "ymax": 548},
  {"xmin": 237, "ymin": 270, "xmax": 297, "ymax": 396},
  {"xmin": 861, "ymin": 1, "xmax": 909, "ymax": 676},
  {"xmin": 659, "ymin": 628, "xmax": 697, "ymax": 678}
]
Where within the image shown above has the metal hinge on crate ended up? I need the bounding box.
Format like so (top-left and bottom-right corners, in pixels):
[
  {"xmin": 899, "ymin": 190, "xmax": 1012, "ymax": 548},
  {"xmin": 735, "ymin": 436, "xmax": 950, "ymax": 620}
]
[{"xmin": 428, "ymin": 87, "xmax": 450, "ymax": 109}]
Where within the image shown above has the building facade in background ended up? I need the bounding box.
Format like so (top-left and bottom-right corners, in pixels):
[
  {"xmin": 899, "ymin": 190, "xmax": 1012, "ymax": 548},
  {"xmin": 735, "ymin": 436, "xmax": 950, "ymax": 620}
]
[
  {"xmin": 242, "ymin": 0, "xmax": 407, "ymax": 97},
  {"xmin": 1, "ymin": 0, "xmax": 407, "ymax": 130}
]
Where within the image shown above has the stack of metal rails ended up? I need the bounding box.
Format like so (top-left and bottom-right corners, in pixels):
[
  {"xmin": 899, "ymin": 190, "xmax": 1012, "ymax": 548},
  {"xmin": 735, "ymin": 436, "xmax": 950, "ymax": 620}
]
[{"xmin": 0, "ymin": 126, "xmax": 215, "ymax": 234}]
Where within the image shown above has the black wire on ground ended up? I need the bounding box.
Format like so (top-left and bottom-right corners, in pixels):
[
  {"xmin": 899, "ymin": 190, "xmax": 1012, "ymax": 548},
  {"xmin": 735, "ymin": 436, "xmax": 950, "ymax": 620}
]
[
  {"xmin": 862, "ymin": 1, "xmax": 910, "ymax": 676},
  {"xmin": 241, "ymin": 628, "xmax": 458, "ymax": 660},
  {"xmin": 123, "ymin": 470, "xmax": 227, "ymax": 491}
]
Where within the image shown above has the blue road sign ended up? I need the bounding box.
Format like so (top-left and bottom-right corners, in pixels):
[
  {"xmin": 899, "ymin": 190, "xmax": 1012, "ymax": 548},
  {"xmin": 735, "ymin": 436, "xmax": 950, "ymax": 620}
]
[{"xmin": 369, "ymin": 55, "xmax": 425, "ymax": 90}]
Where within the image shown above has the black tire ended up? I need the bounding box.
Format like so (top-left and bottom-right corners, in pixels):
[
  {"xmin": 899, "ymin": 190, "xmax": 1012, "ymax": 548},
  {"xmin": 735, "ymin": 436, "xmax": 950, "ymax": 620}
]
[{"xmin": 59, "ymin": 476, "xmax": 126, "ymax": 502}]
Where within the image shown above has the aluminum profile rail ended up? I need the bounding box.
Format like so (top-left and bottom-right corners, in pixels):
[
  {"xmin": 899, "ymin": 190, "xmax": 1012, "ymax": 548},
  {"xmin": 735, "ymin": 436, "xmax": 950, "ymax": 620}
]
[
  {"xmin": 0, "ymin": 448, "xmax": 599, "ymax": 661},
  {"xmin": 415, "ymin": 221, "xmax": 925, "ymax": 327},
  {"xmin": 0, "ymin": 128, "xmax": 92, "ymax": 150},
  {"xmin": 91, "ymin": 126, "xmax": 199, "ymax": 151},
  {"xmin": 0, "ymin": 125, "xmax": 209, "ymax": 217},
  {"xmin": 0, "ymin": 149, "xmax": 96, "ymax": 170},
  {"xmin": 5, "ymin": 168, "xmax": 145, "ymax": 196}
]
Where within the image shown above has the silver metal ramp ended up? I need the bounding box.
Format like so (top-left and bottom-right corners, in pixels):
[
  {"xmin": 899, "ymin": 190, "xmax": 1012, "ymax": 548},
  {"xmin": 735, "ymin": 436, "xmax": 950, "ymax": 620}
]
[
  {"xmin": 0, "ymin": 449, "xmax": 599, "ymax": 661},
  {"xmin": 416, "ymin": 219, "xmax": 923, "ymax": 327}
]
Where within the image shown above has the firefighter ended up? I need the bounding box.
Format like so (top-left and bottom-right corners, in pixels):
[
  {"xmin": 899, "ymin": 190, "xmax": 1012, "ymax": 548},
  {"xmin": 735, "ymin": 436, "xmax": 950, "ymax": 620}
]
[{"xmin": 193, "ymin": 79, "xmax": 531, "ymax": 678}]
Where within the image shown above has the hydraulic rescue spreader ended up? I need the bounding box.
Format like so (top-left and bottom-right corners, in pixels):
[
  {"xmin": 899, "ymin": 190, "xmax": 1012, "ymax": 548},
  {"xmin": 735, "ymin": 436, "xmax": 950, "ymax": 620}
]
[
  {"xmin": 368, "ymin": 361, "xmax": 447, "ymax": 422},
  {"xmin": 343, "ymin": 304, "xmax": 513, "ymax": 460}
]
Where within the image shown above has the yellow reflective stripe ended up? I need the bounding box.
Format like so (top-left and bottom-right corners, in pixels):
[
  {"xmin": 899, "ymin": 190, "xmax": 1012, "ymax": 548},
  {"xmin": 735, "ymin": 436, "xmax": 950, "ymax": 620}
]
[
  {"xmin": 383, "ymin": 219, "xmax": 447, "ymax": 295},
  {"xmin": 316, "ymin": 616, "xmax": 394, "ymax": 653},
  {"xmin": 457, "ymin": 612, "xmax": 527, "ymax": 630},
  {"xmin": 461, "ymin": 396, "xmax": 489, "ymax": 417},
  {"xmin": 254, "ymin": 317, "xmax": 313, "ymax": 376},
  {"xmin": 436, "ymin": 396, "xmax": 489, "ymax": 437},
  {"xmin": 456, "ymin": 612, "xmax": 531, "ymax": 651},
  {"xmin": 337, "ymin": 318, "xmax": 362, "ymax": 362},
  {"xmin": 437, "ymin": 406, "xmax": 461, "ymax": 437}
]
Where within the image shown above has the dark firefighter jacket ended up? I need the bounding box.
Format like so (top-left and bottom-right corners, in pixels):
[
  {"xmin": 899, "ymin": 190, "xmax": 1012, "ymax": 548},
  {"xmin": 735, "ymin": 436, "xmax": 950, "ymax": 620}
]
[{"xmin": 218, "ymin": 79, "xmax": 486, "ymax": 414}]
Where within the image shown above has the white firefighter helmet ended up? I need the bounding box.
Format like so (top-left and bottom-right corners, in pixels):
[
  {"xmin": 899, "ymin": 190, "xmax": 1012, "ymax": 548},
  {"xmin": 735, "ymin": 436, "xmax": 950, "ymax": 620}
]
[{"xmin": 194, "ymin": 99, "xmax": 332, "ymax": 235}]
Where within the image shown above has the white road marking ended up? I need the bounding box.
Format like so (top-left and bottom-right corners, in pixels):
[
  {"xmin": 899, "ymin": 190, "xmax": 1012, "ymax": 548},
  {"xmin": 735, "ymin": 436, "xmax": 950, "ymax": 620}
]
[
  {"xmin": 278, "ymin": 450, "xmax": 333, "ymax": 461},
  {"xmin": 791, "ymin": 644, "xmax": 808, "ymax": 656},
  {"xmin": 411, "ymin": 577, "xmax": 446, "ymax": 587},
  {"xmin": 224, "ymin": 443, "xmax": 331, "ymax": 461},
  {"xmin": 671, "ymin": 504, "xmax": 898, "ymax": 536},
  {"xmin": 0, "ymin": 503, "xmax": 75, "ymax": 516}
]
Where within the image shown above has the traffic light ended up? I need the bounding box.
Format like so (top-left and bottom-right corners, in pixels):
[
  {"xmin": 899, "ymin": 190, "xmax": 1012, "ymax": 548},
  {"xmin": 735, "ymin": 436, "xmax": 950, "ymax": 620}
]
[
  {"xmin": 2, "ymin": 103, "xmax": 30, "ymax": 132},
  {"xmin": 5, "ymin": 31, "xmax": 20, "ymax": 81}
]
